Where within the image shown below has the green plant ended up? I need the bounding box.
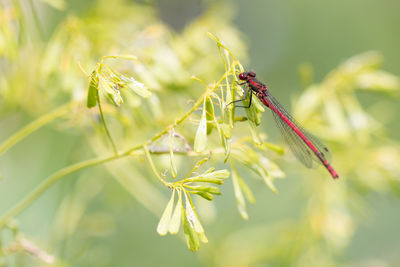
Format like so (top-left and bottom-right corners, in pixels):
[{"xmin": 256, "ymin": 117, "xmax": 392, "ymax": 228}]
[
  {"xmin": 0, "ymin": 31, "xmax": 287, "ymax": 252},
  {"xmin": 1, "ymin": 1, "xmax": 400, "ymax": 265}
]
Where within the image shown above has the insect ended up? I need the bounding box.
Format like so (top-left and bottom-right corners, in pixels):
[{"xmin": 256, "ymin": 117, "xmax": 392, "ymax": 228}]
[{"xmin": 235, "ymin": 71, "xmax": 339, "ymax": 179}]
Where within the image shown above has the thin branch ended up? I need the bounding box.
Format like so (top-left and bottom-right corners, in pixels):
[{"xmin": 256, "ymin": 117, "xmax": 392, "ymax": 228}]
[
  {"xmin": 149, "ymin": 148, "xmax": 191, "ymax": 154},
  {"xmin": 0, "ymin": 102, "xmax": 75, "ymax": 156},
  {"xmin": 143, "ymin": 145, "xmax": 167, "ymax": 185},
  {"xmin": 96, "ymin": 90, "xmax": 118, "ymax": 155},
  {"xmin": 0, "ymin": 153, "xmax": 120, "ymax": 228},
  {"xmin": 0, "ymin": 66, "xmax": 235, "ymax": 228}
]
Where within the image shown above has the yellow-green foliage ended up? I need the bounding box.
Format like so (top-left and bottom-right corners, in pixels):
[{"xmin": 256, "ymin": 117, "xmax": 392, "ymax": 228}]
[{"xmin": 0, "ymin": 0, "xmax": 399, "ymax": 265}]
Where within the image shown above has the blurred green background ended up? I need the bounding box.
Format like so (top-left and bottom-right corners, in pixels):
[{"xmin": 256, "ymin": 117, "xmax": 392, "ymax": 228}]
[{"xmin": 1, "ymin": 0, "xmax": 399, "ymax": 266}]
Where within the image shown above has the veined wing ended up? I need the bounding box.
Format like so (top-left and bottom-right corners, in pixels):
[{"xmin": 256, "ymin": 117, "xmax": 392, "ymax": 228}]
[{"xmin": 264, "ymin": 93, "xmax": 330, "ymax": 168}]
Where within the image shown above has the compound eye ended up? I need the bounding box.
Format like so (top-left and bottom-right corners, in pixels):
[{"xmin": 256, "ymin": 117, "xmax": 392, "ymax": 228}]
[{"xmin": 238, "ymin": 73, "xmax": 245, "ymax": 80}]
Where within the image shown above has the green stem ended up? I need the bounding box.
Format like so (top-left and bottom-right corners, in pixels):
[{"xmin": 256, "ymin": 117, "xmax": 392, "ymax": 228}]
[
  {"xmin": 122, "ymin": 82, "xmax": 216, "ymax": 155},
  {"xmin": 0, "ymin": 102, "xmax": 74, "ymax": 156},
  {"xmin": 0, "ymin": 154, "xmax": 120, "ymax": 228},
  {"xmin": 143, "ymin": 145, "xmax": 168, "ymax": 186},
  {"xmin": 96, "ymin": 90, "xmax": 118, "ymax": 155},
  {"xmin": 0, "ymin": 68, "xmax": 233, "ymax": 228}
]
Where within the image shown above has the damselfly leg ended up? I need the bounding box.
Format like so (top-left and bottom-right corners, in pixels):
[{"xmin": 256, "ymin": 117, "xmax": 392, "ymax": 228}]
[{"xmin": 226, "ymin": 84, "xmax": 253, "ymax": 108}]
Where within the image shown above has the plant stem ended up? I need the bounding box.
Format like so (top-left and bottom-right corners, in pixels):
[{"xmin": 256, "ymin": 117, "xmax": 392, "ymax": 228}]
[
  {"xmin": 143, "ymin": 145, "xmax": 168, "ymax": 186},
  {"xmin": 96, "ymin": 90, "xmax": 118, "ymax": 155},
  {"xmin": 0, "ymin": 154, "xmax": 120, "ymax": 228},
  {"xmin": 0, "ymin": 102, "xmax": 74, "ymax": 156},
  {"xmin": 122, "ymin": 83, "xmax": 216, "ymax": 156},
  {"xmin": 0, "ymin": 67, "xmax": 233, "ymax": 228}
]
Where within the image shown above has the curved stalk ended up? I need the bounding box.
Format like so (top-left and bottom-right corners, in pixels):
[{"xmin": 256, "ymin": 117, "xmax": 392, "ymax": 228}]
[
  {"xmin": 0, "ymin": 71, "xmax": 231, "ymax": 228},
  {"xmin": 0, "ymin": 102, "xmax": 75, "ymax": 156},
  {"xmin": 0, "ymin": 154, "xmax": 120, "ymax": 228},
  {"xmin": 96, "ymin": 90, "xmax": 118, "ymax": 154}
]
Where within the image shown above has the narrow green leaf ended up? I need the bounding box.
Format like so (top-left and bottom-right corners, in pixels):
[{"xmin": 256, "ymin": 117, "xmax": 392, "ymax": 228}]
[
  {"xmin": 87, "ymin": 72, "xmax": 98, "ymax": 108},
  {"xmin": 99, "ymin": 75, "xmax": 123, "ymax": 107},
  {"xmin": 98, "ymin": 74, "xmax": 113, "ymax": 94},
  {"xmin": 245, "ymin": 102, "xmax": 256, "ymax": 122},
  {"xmin": 238, "ymin": 176, "xmax": 255, "ymax": 204},
  {"xmin": 182, "ymin": 217, "xmax": 199, "ymax": 250},
  {"xmin": 157, "ymin": 190, "xmax": 175, "ymax": 236},
  {"xmin": 198, "ymin": 231, "xmax": 208, "ymax": 243},
  {"xmin": 194, "ymin": 98, "xmax": 207, "ymax": 152},
  {"xmin": 220, "ymin": 90, "xmax": 231, "ymax": 139},
  {"xmin": 226, "ymin": 77, "xmax": 235, "ymax": 128},
  {"xmin": 248, "ymin": 121, "xmax": 262, "ymax": 145},
  {"xmin": 263, "ymin": 176, "xmax": 278, "ymax": 194},
  {"xmin": 203, "ymin": 169, "xmax": 230, "ymax": 179},
  {"xmin": 252, "ymin": 97, "xmax": 265, "ymax": 113},
  {"xmin": 184, "ymin": 194, "xmax": 206, "ymax": 239},
  {"xmin": 126, "ymin": 77, "xmax": 152, "ymax": 98},
  {"xmin": 182, "ymin": 201, "xmax": 200, "ymax": 251},
  {"xmin": 214, "ymin": 114, "xmax": 231, "ymax": 162},
  {"xmin": 168, "ymin": 189, "xmax": 182, "ymax": 234},
  {"xmin": 257, "ymin": 166, "xmax": 278, "ymax": 194},
  {"xmin": 260, "ymin": 157, "xmax": 285, "ymax": 179},
  {"xmin": 223, "ymin": 137, "xmax": 231, "ymax": 163},
  {"xmin": 221, "ymin": 122, "xmax": 231, "ymax": 139},
  {"xmin": 246, "ymin": 98, "xmax": 263, "ymax": 126},
  {"xmin": 260, "ymin": 142, "xmax": 285, "ymax": 155},
  {"xmin": 169, "ymin": 131, "xmax": 178, "ymax": 178},
  {"xmin": 232, "ymin": 165, "xmax": 248, "ymax": 219},
  {"xmin": 220, "ymin": 86, "xmax": 232, "ymax": 138},
  {"xmin": 205, "ymin": 97, "xmax": 215, "ymax": 135},
  {"xmin": 184, "ymin": 177, "xmax": 223, "ymax": 185},
  {"xmin": 203, "ymin": 167, "xmax": 215, "ymax": 174},
  {"xmin": 193, "ymin": 191, "xmax": 214, "ymax": 201},
  {"xmin": 103, "ymin": 92, "xmax": 123, "ymax": 107},
  {"xmin": 87, "ymin": 85, "xmax": 98, "ymax": 108},
  {"xmin": 184, "ymin": 169, "xmax": 229, "ymax": 184},
  {"xmin": 231, "ymin": 144, "xmax": 260, "ymax": 167},
  {"xmin": 190, "ymin": 186, "xmax": 221, "ymax": 195}
]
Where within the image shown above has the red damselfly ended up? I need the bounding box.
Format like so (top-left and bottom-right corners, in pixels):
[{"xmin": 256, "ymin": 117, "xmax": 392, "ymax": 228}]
[{"xmin": 235, "ymin": 71, "xmax": 339, "ymax": 179}]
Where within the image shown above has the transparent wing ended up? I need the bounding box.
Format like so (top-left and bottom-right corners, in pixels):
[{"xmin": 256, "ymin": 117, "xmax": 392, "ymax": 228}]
[
  {"xmin": 272, "ymin": 111, "xmax": 315, "ymax": 168},
  {"xmin": 265, "ymin": 93, "xmax": 330, "ymax": 168}
]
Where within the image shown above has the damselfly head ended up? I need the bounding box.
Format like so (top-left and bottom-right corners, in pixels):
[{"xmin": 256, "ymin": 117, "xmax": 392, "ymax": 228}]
[{"xmin": 238, "ymin": 71, "xmax": 256, "ymax": 80}]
